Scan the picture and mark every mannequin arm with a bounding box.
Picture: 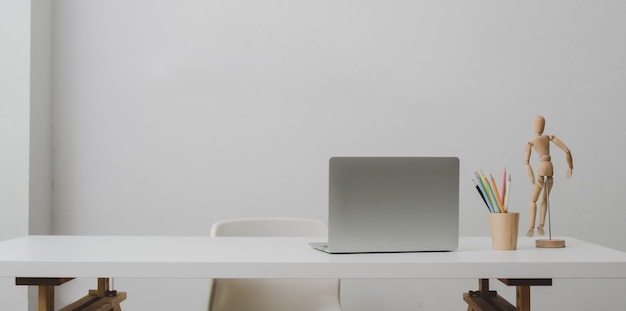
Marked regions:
[524,142,537,184]
[550,135,573,178]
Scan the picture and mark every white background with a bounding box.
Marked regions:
[3,0,626,310]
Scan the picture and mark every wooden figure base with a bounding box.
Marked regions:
[536,239,566,248]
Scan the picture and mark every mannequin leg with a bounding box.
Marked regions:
[527,202,537,237]
[527,181,543,237]
[537,177,554,236]
[537,190,547,236]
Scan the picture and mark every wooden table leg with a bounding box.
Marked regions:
[38,285,54,311]
[516,285,531,311]
[16,277,125,311]
[88,278,110,297]
[16,278,75,311]
[498,278,552,311]
[464,279,552,311]
[479,279,490,297]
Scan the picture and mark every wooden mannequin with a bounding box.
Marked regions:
[524,116,573,238]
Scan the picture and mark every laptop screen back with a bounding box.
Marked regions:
[327,157,459,253]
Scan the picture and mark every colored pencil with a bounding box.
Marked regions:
[474,179,493,213]
[480,171,500,213]
[474,172,494,212]
[504,174,511,212]
[490,174,505,213]
[473,169,512,213]
[501,168,507,203]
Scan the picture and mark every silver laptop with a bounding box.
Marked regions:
[311,157,459,253]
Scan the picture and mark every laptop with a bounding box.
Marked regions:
[310,157,459,253]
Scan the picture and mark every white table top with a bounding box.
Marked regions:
[1,235,626,279]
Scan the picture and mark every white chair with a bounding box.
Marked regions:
[209,217,342,311]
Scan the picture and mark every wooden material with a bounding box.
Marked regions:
[38,285,54,311]
[15,277,75,286]
[60,278,126,311]
[88,278,111,297]
[489,213,519,250]
[536,239,566,248]
[497,278,553,286]
[464,292,516,311]
[15,278,74,311]
[59,292,126,311]
[16,277,125,311]
[501,278,552,311]
[524,115,573,238]
[464,278,552,311]
[464,279,515,311]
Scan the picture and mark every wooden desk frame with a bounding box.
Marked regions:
[16,276,552,311]
[464,278,553,311]
[16,277,126,311]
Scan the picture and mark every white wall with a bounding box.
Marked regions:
[0,0,31,245]
[48,1,626,310]
[0,1,35,310]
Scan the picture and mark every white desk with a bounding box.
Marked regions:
[2,236,626,310]
[2,235,626,279]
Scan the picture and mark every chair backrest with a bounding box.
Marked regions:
[210,217,327,237]
[208,217,341,311]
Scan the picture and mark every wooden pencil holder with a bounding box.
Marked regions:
[489,212,519,250]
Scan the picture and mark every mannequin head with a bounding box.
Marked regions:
[533,115,545,134]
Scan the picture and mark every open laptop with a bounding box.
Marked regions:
[310,157,459,253]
